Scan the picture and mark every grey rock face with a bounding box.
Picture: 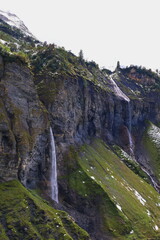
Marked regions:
[0,56,49,187]
[37,73,160,152]
[34,71,160,193]
[1,57,159,190]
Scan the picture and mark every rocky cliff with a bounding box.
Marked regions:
[1,11,160,240]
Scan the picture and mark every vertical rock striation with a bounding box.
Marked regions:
[0,55,49,188]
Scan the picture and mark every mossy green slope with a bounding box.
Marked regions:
[112,145,150,183]
[0,180,90,240]
[142,121,160,182]
[69,139,160,239]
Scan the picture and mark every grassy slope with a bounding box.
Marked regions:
[112,145,150,183]
[0,180,90,240]
[142,122,160,182]
[68,139,160,240]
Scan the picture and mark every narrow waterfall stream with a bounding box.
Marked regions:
[126,127,134,156]
[109,76,130,102]
[141,167,160,192]
[50,127,58,203]
[109,75,134,155]
[127,101,134,155]
[109,75,160,193]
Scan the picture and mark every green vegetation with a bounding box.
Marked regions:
[121,65,160,83]
[0,180,90,240]
[142,121,160,182]
[0,44,29,64]
[112,145,150,183]
[66,139,160,239]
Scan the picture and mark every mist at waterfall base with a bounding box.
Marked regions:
[50,127,58,203]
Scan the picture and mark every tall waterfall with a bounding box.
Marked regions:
[50,127,58,203]
[109,75,134,155]
[126,126,134,156]
[127,101,134,155]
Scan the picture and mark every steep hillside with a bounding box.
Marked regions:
[0,180,90,240]
[62,139,160,239]
[1,10,160,240]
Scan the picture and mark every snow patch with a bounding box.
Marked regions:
[0,39,8,44]
[134,190,146,205]
[0,10,34,38]
[148,123,160,147]
[116,204,122,212]
[153,225,159,231]
[91,176,95,180]
[146,210,151,216]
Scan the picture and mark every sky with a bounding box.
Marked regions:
[1,0,160,71]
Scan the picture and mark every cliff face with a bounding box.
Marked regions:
[34,64,160,239]
[0,54,49,189]
[1,11,160,240]
[1,48,160,239]
[35,66,160,177]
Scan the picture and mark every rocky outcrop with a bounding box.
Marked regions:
[35,69,160,156]
[34,67,160,206]
[0,55,49,188]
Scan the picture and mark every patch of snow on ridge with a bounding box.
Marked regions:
[0,10,34,38]
[148,123,160,147]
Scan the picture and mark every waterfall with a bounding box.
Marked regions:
[109,76,130,102]
[50,127,58,203]
[141,167,160,192]
[127,101,134,155]
[126,127,134,156]
[109,75,134,155]
[127,102,132,132]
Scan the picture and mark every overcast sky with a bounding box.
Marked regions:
[1,0,160,70]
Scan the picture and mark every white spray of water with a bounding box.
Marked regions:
[126,128,134,156]
[109,76,130,102]
[50,127,58,203]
